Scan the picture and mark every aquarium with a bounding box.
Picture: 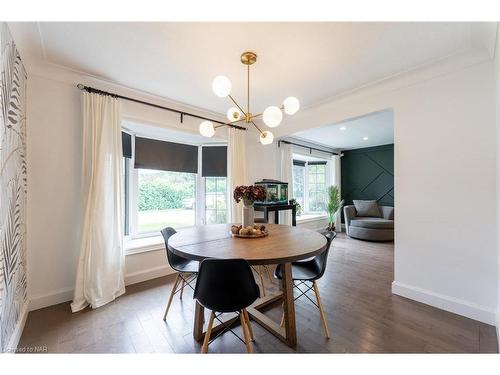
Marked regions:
[254,179,288,205]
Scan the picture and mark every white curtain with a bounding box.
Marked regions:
[227,128,247,224]
[332,154,342,232]
[279,143,293,225]
[71,92,125,312]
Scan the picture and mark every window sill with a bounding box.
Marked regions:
[124,235,164,255]
[296,213,328,224]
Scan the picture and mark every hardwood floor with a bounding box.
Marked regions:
[17,233,498,353]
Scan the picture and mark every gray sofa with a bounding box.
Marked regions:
[344,204,394,241]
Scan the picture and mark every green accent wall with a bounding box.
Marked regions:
[341,144,394,219]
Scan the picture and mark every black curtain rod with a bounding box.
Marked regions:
[76,84,247,131]
[278,140,339,156]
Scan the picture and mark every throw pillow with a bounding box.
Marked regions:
[353,200,382,217]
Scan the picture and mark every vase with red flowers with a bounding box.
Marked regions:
[233,185,266,226]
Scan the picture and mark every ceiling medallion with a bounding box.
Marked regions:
[199,51,300,145]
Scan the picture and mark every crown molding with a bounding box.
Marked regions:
[274,48,493,138]
[27,60,227,124]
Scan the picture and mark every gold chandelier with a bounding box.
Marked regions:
[199,51,300,145]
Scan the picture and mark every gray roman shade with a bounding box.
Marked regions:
[308,160,327,166]
[202,146,227,177]
[134,136,198,173]
[122,132,132,159]
[293,159,306,167]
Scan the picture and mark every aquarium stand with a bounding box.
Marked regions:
[253,203,297,226]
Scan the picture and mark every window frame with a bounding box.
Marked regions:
[204,177,228,225]
[291,152,331,216]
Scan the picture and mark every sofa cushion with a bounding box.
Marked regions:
[349,217,394,230]
[353,200,382,218]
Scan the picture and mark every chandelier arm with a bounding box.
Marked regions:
[250,105,284,121]
[251,120,264,136]
[229,117,247,124]
[250,112,263,119]
[247,65,250,115]
[228,94,247,117]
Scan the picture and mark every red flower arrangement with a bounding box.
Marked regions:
[233,185,266,207]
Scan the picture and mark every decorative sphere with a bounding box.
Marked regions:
[283,97,300,115]
[212,75,232,97]
[262,106,283,128]
[226,107,242,122]
[259,130,274,145]
[199,121,215,137]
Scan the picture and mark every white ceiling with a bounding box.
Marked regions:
[292,109,393,150]
[9,22,495,117]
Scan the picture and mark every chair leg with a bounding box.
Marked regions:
[279,302,285,327]
[179,277,186,300]
[258,267,266,297]
[264,265,273,283]
[242,309,255,341]
[201,310,216,353]
[312,281,330,339]
[163,273,181,321]
[240,310,253,353]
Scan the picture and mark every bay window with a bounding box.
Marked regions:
[205,177,227,224]
[122,130,228,240]
[137,169,196,233]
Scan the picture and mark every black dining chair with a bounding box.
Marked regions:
[160,227,199,321]
[193,258,260,353]
[274,231,335,338]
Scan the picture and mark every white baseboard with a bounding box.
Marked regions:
[29,265,176,312]
[6,301,29,352]
[124,264,175,286]
[392,281,496,325]
[29,287,74,311]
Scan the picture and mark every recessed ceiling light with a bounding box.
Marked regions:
[340,126,346,131]
[363,136,369,141]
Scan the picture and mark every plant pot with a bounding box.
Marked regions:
[242,205,254,227]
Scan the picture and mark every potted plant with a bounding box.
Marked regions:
[233,185,266,227]
[289,198,302,217]
[326,185,343,232]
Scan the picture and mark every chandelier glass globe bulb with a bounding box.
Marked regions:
[212,75,232,98]
[259,130,274,145]
[199,121,215,137]
[283,97,300,115]
[262,106,283,128]
[226,107,242,122]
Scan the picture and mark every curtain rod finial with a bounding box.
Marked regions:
[77,84,85,90]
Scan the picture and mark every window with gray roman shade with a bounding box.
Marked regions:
[202,146,227,177]
[293,159,306,167]
[122,132,132,159]
[134,136,198,173]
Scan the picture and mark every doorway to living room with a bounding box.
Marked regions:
[290,108,395,242]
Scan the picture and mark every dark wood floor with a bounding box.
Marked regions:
[18,233,498,353]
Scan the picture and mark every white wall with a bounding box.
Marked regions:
[26,69,228,310]
[254,51,498,324]
[27,75,83,309]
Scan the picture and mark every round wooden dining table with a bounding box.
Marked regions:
[168,223,328,347]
